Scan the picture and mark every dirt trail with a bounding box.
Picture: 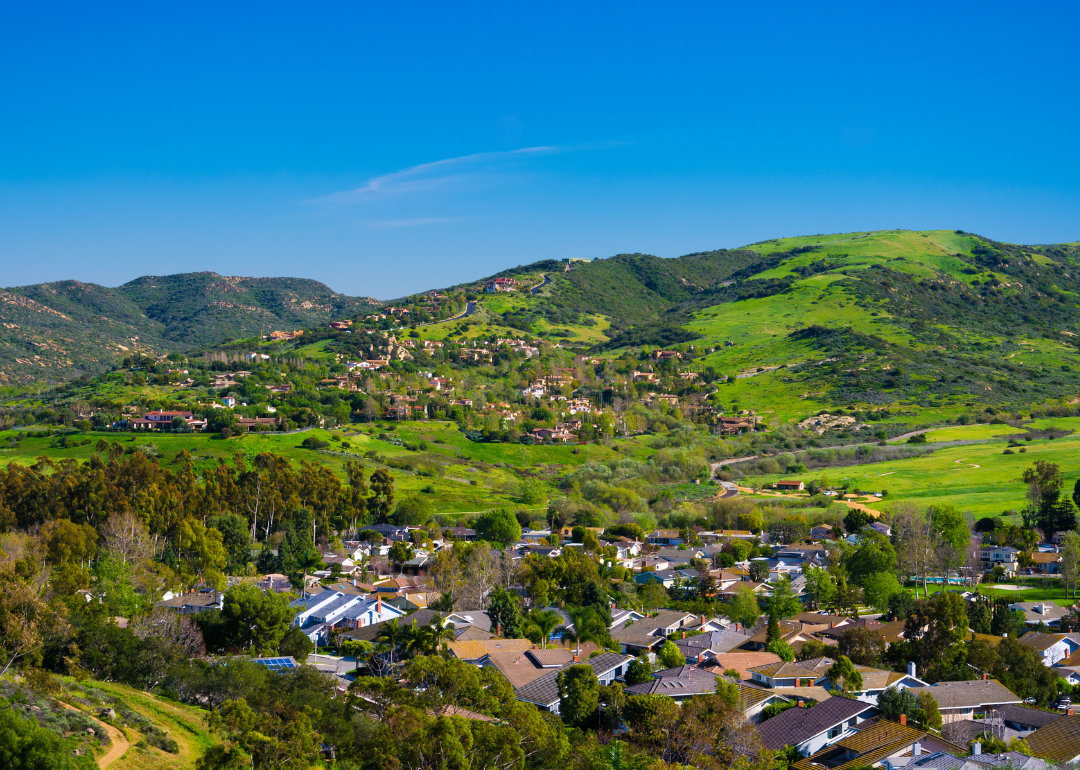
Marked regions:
[952,458,980,469]
[733,486,883,518]
[61,702,130,768]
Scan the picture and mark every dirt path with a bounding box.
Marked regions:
[61,702,130,768]
[732,485,883,517]
[952,457,980,469]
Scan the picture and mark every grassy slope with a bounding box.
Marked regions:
[0,422,656,516]
[679,230,1080,423]
[60,679,215,770]
[751,418,1080,517]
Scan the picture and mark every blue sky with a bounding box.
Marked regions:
[2,2,1078,299]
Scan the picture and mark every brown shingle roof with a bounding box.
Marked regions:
[1025,714,1080,761]
[910,680,1021,710]
[756,696,874,751]
[1018,632,1067,652]
[701,652,782,681]
[749,656,834,679]
[446,638,533,661]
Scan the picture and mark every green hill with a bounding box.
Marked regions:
[0,273,381,387]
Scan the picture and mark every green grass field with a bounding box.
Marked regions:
[0,421,658,516]
[753,429,1080,518]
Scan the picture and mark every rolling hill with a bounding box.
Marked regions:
[410,229,1080,421]
[0,273,381,387]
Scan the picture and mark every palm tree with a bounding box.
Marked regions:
[376,620,412,666]
[529,609,561,650]
[556,607,601,657]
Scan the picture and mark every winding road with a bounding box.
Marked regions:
[530,274,551,295]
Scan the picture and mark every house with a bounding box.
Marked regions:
[1016,632,1080,665]
[909,679,1022,724]
[820,661,929,705]
[748,657,835,689]
[674,629,753,664]
[810,524,835,540]
[994,704,1066,733]
[1010,601,1068,627]
[610,610,697,655]
[979,546,1020,572]
[700,652,783,682]
[446,638,534,664]
[484,277,518,293]
[755,696,877,755]
[480,644,602,689]
[775,480,805,492]
[895,749,1050,770]
[1031,552,1063,574]
[867,522,892,537]
[1025,714,1080,762]
[289,590,404,644]
[513,653,634,713]
[624,664,726,703]
[793,717,965,770]
[155,590,223,614]
[634,570,680,588]
[646,529,684,546]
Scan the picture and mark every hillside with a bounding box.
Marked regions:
[403,230,1080,422]
[0,273,381,387]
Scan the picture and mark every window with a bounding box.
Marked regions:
[827,727,840,739]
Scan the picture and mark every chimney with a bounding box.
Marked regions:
[794,678,799,688]
[831,621,835,629]
[913,743,922,757]
[497,623,502,638]
[682,632,686,639]
[798,700,805,708]
[982,672,987,681]
[900,714,907,727]
[376,596,382,614]
[736,623,740,632]
[701,615,706,627]
[573,655,580,662]
[908,662,916,678]
[972,742,982,756]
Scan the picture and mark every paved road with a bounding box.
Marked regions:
[423,300,477,326]
[531,274,551,295]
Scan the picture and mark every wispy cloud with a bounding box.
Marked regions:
[316,145,564,205]
[368,217,462,229]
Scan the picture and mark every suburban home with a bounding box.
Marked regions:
[610,610,698,655]
[774,480,805,491]
[512,653,634,713]
[1017,632,1080,665]
[624,664,727,703]
[1025,714,1080,763]
[793,717,965,770]
[646,530,684,546]
[979,546,1020,572]
[866,522,892,537]
[1010,601,1068,627]
[909,679,1022,724]
[748,657,835,689]
[155,589,223,614]
[810,524,835,540]
[820,661,929,705]
[289,591,405,645]
[995,704,1066,733]
[1031,551,1063,574]
[674,629,751,664]
[755,696,877,755]
[609,609,647,629]
[895,749,1051,770]
[480,643,602,689]
[446,638,534,664]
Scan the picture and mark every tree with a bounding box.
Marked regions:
[837,626,885,667]
[728,585,761,629]
[804,566,838,610]
[527,609,562,649]
[278,625,314,662]
[388,540,414,572]
[878,686,921,724]
[765,611,781,645]
[219,583,295,654]
[764,638,795,662]
[844,509,873,534]
[0,696,87,770]
[656,640,685,669]
[474,508,522,547]
[845,531,897,585]
[391,494,431,526]
[826,655,863,696]
[748,560,769,582]
[207,513,250,573]
[768,576,803,619]
[368,469,395,524]
[1062,531,1080,600]
[625,656,654,685]
[862,572,902,613]
[558,664,600,727]
[487,588,524,638]
[916,689,942,731]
